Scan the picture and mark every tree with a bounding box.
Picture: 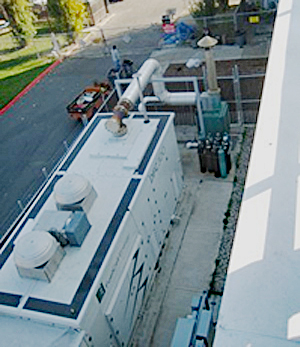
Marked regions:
[47,0,87,41]
[190,0,228,17]
[0,0,36,45]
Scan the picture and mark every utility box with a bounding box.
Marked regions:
[202,101,230,135]
[33,210,91,246]
[64,211,91,246]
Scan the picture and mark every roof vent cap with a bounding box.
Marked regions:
[14,231,65,282]
[14,231,58,269]
[54,174,91,205]
[54,174,97,214]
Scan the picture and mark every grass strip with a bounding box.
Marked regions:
[0,61,53,109]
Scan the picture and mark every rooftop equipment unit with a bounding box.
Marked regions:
[0,112,183,346]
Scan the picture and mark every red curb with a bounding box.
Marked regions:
[0,59,63,116]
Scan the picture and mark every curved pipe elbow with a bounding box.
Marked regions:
[121,59,161,106]
[138,96,160,112]
[152,76,196,106]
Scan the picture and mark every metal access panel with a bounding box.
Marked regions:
[130,115,183,258]
[105,235,147,347]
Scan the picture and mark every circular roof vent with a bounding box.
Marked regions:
[54,174,92,206]
[197,35,218,49]
[14,231,58,269]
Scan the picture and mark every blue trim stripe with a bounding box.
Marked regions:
[0,292,22,307]
[0,175,62,271]
[136,116,168,175]
[1,114,170,315]
[23,178,140,318]
[0,242,14,270]
[29,175,62,219]
[61,116,102,171]
[0,175,63,307]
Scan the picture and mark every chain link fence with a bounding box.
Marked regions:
[0,31,71,61]
[143,58,266,126]
[191,9,275,45]
[66,9,275,57]
[0,9,276,60]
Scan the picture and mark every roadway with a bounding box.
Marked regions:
[0,58,97,236]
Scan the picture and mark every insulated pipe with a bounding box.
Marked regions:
[137,96,160,113]
[106,59,161,134]
[137,93,197,112]
[106,58,200,135]
[121,58,161,109]
[151,71,196,105]
[115,58,198,116]
[158,92,196,105]
[204,48,219,92]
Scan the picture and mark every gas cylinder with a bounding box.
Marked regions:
[222,132,231,174]
[205,136,214,173]
[198,140,207,173]
[212,133,222,177]
[218,147,227,178]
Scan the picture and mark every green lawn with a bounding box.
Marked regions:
[0,63,53,108]
[0,29,67,109]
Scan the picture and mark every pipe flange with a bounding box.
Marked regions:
[118,98,134,112]
[105,118,128,137]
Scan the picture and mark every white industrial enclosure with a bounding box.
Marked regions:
[214,0,300,345]
[0,112,183,346]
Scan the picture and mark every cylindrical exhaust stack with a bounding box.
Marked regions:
[197,36,220,94]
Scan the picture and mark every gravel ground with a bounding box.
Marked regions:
[210,126,255,294]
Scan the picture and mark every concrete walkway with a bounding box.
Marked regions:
[129,138,236,346]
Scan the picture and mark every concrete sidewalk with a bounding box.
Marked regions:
[151,40,270,66]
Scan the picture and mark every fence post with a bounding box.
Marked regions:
[42,167,48,179]
[100,28,109,55]
[232,64,243,126]
[17,200,24,212]
[63,140,69,151]
[233,7,239,32]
